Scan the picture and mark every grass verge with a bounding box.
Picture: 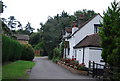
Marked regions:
[2,60,35,79]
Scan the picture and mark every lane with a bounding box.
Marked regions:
[29,57,95,79]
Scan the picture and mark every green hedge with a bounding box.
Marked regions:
[2,35,34,63]
[21,44,34,61]
[2,36,23,63]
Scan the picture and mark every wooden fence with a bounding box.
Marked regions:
[34,50,40,56]
[88,61,106,78]
[88,61,120,80]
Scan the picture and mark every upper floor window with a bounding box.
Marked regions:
[94,24,101,33]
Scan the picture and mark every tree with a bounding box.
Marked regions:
[29,32,42,47]
[74,9,96,26]
[24,22,35,35]
[16,21,22,30]
[8,16,16,30]
[99,1,120,80]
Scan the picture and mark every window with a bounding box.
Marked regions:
[94,24,101,33]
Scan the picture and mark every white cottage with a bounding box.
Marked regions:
[63,13,104,67]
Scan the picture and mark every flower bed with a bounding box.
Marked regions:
[57,58,88,75]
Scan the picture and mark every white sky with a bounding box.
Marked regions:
[1,0,116,31]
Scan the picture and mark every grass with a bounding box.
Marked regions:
[2,60,35,79]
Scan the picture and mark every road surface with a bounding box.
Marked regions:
[29,56,96,80]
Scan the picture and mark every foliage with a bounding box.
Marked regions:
[40,11,72,59]
[52,47,61,62]
[52,42,65,62]
[2,35,23,63]
[2,60,35,79]
[99,1,120,80]
[21,44,34,61]
[2,35,35,63]
[24,22,35,35]
[7,16,16,30]
[74,9,96,21]
[29,32,42,47]
[34,41,46,56]
[2,21,12,36]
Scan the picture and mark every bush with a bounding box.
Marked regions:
[2,35,23,63]
[21,44,34,61]
[52,57,60,63]
[52,47,61,62]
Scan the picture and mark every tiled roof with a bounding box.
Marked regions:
[74,33,100,48]
[14,34,29,41]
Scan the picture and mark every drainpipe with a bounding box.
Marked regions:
[65,48,66,59]
[82,47,85,64]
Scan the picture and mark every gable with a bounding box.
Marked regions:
[72,14,102,36]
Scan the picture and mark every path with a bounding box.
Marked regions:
[29,56,96,80]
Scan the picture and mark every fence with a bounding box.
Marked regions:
[88,61,106,78]
[88,61,120,80]
[34,50,40,56]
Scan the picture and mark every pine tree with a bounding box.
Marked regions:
[99,1,120,80]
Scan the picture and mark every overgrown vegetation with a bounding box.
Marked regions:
[99,1,120,80]
[2,60,35,79]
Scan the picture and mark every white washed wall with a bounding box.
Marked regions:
[76,48,83,64]
[75,47,104,68]
[89,47,105,65]
[74,15,103,45]
[69,36,75,59]
[84,47,90,67]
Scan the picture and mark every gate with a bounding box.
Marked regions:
[88,61,105,78]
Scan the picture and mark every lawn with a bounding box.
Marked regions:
[2,60,35,79]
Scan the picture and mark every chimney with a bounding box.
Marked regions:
[72,21,78,34]
[78,14,85,27]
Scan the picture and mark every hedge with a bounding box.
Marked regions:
[2,35,34,63]
[21,44,34,61]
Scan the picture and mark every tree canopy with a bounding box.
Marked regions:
[99,1,120,80]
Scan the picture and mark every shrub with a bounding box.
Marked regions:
[52,47,61,62]
[2,36,11,63]
[2,35,23,63]
[21,44,34,61]
[52,57,60,63]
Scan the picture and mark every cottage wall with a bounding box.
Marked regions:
[75,47,104,68]
[74,15,103,46]
[88,47,104,65]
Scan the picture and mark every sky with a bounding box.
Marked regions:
[1,0,116,31]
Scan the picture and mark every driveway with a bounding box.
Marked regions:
[29,56,96,79]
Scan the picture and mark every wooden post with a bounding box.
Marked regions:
[92,61,95,78]
[88,61,91,75]
[89,61,91,68]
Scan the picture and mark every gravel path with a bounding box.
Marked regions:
[29,56,96,80]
